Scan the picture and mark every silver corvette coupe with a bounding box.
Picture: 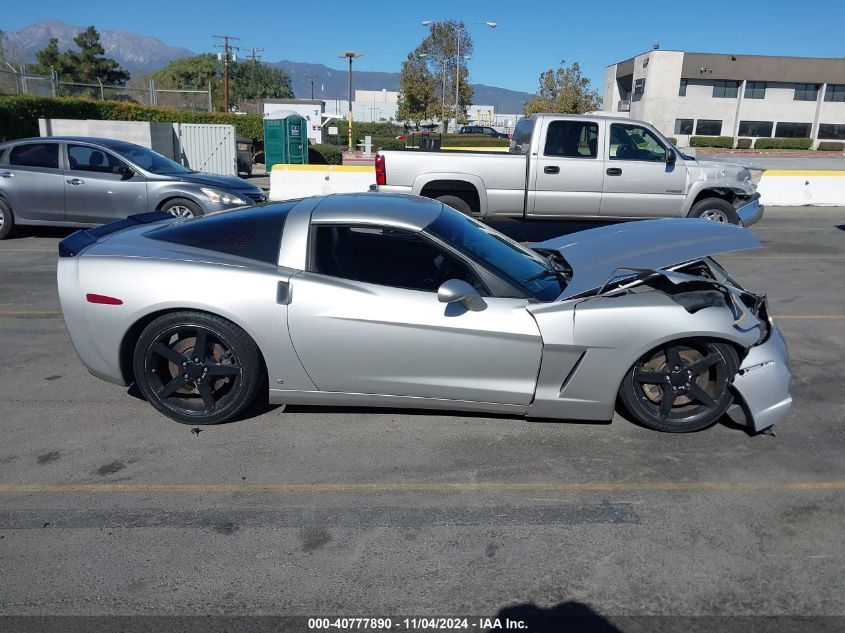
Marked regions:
[57,193,791,433]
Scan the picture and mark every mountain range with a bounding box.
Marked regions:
[3,20,531,112]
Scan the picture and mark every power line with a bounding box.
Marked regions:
[212,34,240,111]
[246,47,264,63]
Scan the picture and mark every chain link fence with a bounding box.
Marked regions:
[0,68,212,111]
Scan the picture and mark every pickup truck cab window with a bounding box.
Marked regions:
[544,121,599,158]
[509,118,535,154]
[609,123,667,162]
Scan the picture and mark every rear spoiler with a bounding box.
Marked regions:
[58,211,172,258]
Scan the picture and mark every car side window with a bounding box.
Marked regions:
[312,225,486,294]
[543,121,599,158]
[67,144,125,173]
[9,143,59,169]
[609,124,667,162]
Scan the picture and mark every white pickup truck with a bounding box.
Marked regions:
[375,113,762,225]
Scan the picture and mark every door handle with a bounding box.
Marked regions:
[544,166,560,174]
[0,171,13,178]
[66,178,85,186]
[606,168,623,176]
[276,281,291,305]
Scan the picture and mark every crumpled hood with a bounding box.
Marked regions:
[531,218,762,299]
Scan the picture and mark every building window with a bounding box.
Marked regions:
[634,78,645,95]
[679,79,687,97]
[674,119,694,135]
[818,124,845,140]
[738,121,774,137]
[775,122,812,138]
[712,80,739,98]
[744,82,767,99]
[794,84,819,101]
[824,85,845,102]
[695,120,723,136]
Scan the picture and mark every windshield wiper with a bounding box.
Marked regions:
[523,268,569,284]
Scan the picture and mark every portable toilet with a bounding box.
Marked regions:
[263,110,308,169]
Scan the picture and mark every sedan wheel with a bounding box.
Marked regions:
[162,198,202,219]
[619,340,739,433]
[133,311,263,424]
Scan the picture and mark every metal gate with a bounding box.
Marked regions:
[175,123,237,176]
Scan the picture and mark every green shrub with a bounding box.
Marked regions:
[0,94,264,142]
[690,136,734,148]
[735,138,753,149]
[370,135,405,149]
[753,137,812,150]
[438,135,509,148]
[816,141,845,151]
[308,144,342,165]
[330,120,405,139]
[667,137,678,145]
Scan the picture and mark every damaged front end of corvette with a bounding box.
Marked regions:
[531,219,792,432]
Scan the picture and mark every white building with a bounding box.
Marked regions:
[604,50,845,148]
[262,99,324,143]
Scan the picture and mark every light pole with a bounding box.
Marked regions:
[421,20,496,132]
[338,51,362,152]
[418,51,448,132]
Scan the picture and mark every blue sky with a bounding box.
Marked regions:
[4,0,845,93]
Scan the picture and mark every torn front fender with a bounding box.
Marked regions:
[729,325,793,432]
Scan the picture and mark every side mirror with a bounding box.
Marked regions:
[437,279,487,312]
[113,165,134,179]
[665,148,676,164]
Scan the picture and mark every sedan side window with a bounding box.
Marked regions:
[609,124,667,162]
[312,225,485,294]
[67,144,125,173]
[9,143,59,169]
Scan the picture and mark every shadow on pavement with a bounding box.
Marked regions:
[495,601,624,633]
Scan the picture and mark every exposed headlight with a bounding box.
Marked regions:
[200,188,246,205]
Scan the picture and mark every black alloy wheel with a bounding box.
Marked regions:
[619,340,739,433]
[133,311,263,424]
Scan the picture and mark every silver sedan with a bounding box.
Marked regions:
[57,193,791,433]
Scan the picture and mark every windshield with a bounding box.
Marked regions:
[108,142,193,175]
[426,208,566,301]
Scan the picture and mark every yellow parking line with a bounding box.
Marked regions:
[775,315,845,320]
[0,481,843,494]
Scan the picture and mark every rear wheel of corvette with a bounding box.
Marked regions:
[133,311,263,425]
[0,199,14,240]
[161,198,202,219]
[619,340,739,433]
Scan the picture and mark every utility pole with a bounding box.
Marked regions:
[338,51,362,152]
[247,47,264,63]
[213,34,240,111]
[307,75,316,100]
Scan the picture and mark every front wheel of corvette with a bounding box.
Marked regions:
[133,311,264,424]
[619,340,739,433]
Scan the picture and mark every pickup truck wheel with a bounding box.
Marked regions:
[688,198,740,225]
[436,195,474,216]
[0,199,14,240]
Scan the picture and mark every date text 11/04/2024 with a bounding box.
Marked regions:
[307,617,527,630]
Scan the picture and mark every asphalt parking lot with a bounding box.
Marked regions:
[0,207,843,629]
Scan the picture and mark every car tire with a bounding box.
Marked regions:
[436,195,473,216]
[0,199,15,240]
[133,311,264,425]
[688,198,740,225]
[619,339,739,433]
[161,198,203,219]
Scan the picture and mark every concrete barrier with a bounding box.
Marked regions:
[757,170,845,206]
[270,164,375,201]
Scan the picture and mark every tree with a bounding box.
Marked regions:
[152,53,221,90]
[30,26,129,85]
[397,20,474,131]
[524,60,601,115]
[229,61,293,104]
